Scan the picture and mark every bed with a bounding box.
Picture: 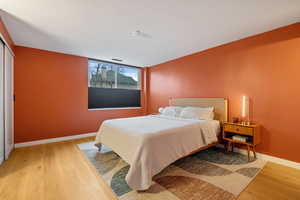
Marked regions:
[95,98,228,190]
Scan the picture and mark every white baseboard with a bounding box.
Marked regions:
[14,132,97,148]
[14,135,300,170]
[217,144,300,170]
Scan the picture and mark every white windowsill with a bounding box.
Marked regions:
[88,107,142,111]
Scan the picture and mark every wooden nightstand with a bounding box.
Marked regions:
[223,122,261,161]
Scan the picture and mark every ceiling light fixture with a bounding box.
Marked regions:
[132,30,151,38]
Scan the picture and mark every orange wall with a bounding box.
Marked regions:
[14,46,146,143]
[0,17,14,51]
[148,22,300,163]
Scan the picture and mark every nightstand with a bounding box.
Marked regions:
[223,122,261,161]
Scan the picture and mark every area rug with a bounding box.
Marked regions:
[78,142,265,200]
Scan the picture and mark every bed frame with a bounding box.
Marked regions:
[169,98,228,158]
[95,98,228,191]
[96,98,228,153]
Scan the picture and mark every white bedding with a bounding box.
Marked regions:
[95,114,220,190]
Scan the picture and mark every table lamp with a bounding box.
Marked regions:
[241,95,250,125]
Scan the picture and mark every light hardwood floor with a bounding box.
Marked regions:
[0,137,299,200]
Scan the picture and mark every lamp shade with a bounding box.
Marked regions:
[242,96,249,118]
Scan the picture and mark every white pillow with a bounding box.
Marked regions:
[161,106,182,117]
[158,107,164,113]
[179,106,214,120]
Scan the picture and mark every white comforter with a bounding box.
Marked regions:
[95,115,220,190]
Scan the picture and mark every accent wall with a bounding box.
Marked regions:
[14,46,146,143]
[147,22,300,163]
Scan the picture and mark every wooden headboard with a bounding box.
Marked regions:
[169,98,228,123]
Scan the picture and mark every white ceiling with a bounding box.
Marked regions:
[1,0,300,67]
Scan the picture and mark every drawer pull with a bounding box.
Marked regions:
[236,128,239,131]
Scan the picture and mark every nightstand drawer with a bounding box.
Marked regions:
[224,125,253,136]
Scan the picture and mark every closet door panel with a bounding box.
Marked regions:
[4,46,13,159]
[0,43,4,164]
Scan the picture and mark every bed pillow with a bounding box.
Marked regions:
[158,107,164,114]
[179,106,214,120]
[161,106,182,117]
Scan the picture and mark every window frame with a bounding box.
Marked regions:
[88,58,141,90]
[87,58,142,110]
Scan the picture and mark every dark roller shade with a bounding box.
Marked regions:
[88,87,141,109]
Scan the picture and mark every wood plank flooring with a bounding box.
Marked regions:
[0,137,299,200]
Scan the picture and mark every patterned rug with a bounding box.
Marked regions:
[78,142,266,200]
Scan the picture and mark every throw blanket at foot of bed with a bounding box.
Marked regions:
[95,115,220,190]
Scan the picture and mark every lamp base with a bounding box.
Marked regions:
[241,121,251,126]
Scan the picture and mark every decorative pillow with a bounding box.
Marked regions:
[158,107,164,114]
[179,106,214,120]
[161,106,182,117]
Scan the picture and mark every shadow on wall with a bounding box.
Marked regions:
[202,23,300,57]
[0,10,73,52]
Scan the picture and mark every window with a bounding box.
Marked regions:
[88,59,141,109]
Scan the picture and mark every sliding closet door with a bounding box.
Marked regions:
[4,46,13,159]
[0,43,4,164]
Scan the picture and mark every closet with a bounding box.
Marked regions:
[0,38,14,164]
